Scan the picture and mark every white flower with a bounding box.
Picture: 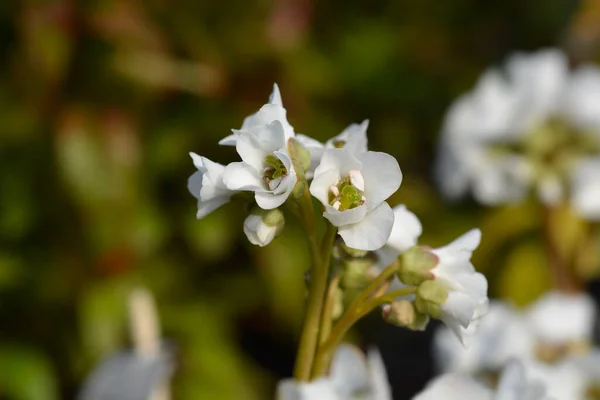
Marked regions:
[525,291,597,346]
[412,373,494,400]
[243,214,278,247]
[435,48,600,211]
[495,359,554,400]
[309,149,402,251]
[276,344,391,400]
[422,229,489,344]
[518,358,587,400]
[433,301,535,374]
[570,158,600,220]
[187,153,235,219]
[296,120,369,176]
[223,120,297,209]
[219,83,294,146]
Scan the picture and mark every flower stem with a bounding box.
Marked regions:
[293,186,337,381]
[318,272,341,347]
[311,261,403,377]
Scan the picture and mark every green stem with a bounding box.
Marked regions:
[318,272,340,347]
[293,187,337,381]
[358,287,418,315]
[311,262,404,377]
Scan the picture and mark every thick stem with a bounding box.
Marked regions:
[293,188,337,381]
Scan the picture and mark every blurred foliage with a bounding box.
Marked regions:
[1,0,599,399]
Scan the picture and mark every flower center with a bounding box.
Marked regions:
[263,154,288,190]
[328,170,366,211]
[332,139,346,148]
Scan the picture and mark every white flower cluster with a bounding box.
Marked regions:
[436,49,600,220]
[432,291,600,399]
[188,84,403,251]
[376,205,489,344]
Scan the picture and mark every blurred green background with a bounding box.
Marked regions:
[2,0,600,398]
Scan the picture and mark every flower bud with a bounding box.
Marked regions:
[415,280,449,318]
[243,208,285,247]
[398,246,438,286]
[382,300,429,331]
[262,208,285,227]
[341,258,376,290]
[340,242,369,259]
[286,137,311,176]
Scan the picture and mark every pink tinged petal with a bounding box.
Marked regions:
[338,202,394,251]
[329,344,370,396]
[357,152,402,210]
[223,162,264,191]
[196,197,230,219]
[323,204,367,227]
[187,171,203,199]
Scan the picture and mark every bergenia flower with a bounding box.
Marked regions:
[243,209,284,247]
[219,83,295,146]
[410,229,489,344]
[277,344,391,400]
[435,48,600,218]
[433,301,535,373]
[309,149,402,251]
[296,120,369,176]
[187,153,235,219]
[496,359,554,400]
[525,291,597,346]
[223,121,297,209]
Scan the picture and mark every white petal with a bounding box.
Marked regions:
[313,149,363,178]
[496,360,550,400]
[526,291,597,344]
[189,152,206,170]
[386,204,422,252]
[218,132,239,146]
[562,65,600,131]
[255,175,295,209]
[537,174,563,205]
[276,378,339,400]
[357,152,402,210]
[269,83,283,106]
[338,202,394,251]
[329,344,370,396]
[223,162,264,191]
[413,373,494,400]
[432,228,481,269]
[326,120,369,155]
[323,204,367,227]
[348,170,365,191]
[310,169,341,206]
[571,158,600,220]
[367,348,392,400]
[201,157,229,190]
[187,171,203,199]
[235,131,269,171]
[196,196,230,219]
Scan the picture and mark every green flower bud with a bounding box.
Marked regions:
[398,246,438,286]
[382,300,429,331]
[340,242,369,258]
[286,137,311,175]
[341,258,375,290]
[415,280,449,318]
[262,209,285,227]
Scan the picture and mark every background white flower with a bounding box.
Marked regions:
[223,120,297,210]
[187,153,235,219]
[309,149,402,250]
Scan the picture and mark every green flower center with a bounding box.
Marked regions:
[328,173,365,211]
[263,155,288,190]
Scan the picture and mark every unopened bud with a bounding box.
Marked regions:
[382,300,429,331]
[415,280,449,318]
[341,258,375,290]
[262,208,285,227]
[286,138,311,175]
[340,242,369,259]
[398,246,438,286]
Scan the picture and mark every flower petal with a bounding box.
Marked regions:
[187,171,203,199]
[358,152,402,210]
[323,204,367,227]
[223,162,264,191]
[338,202,394,251]
[196,196,230,219]
[255,176,295,209]
[329,344,370,396]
